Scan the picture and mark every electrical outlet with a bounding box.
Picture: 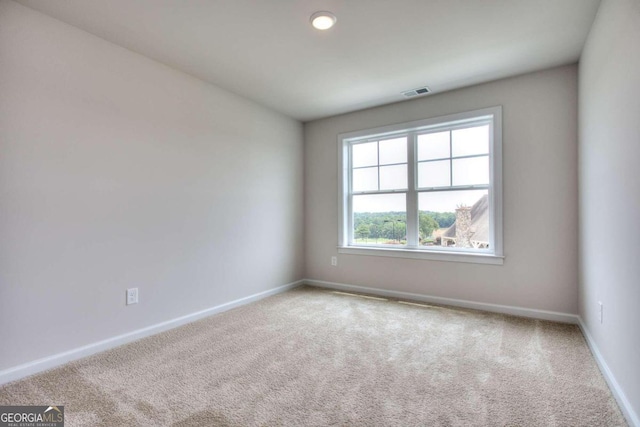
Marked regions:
[598,301,603,323]
[331,256,338,266]
[127,288,138,305]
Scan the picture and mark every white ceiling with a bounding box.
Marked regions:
[16,0,600,121]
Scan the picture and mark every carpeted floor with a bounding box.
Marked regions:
[0,286,626,426]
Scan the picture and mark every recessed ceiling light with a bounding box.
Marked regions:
[310,11,337,30]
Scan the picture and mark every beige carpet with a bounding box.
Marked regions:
[0,286,626,426]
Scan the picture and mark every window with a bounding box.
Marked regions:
[338,107,503,264]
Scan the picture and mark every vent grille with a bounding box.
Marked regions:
[331,291,388,301]
[402,86,431,98]
[397,300,441,309]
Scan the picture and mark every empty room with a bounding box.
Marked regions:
[0,0,638,425]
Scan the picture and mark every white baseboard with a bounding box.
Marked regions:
[578,318,639,427]
[304,279,579,324]
[0,280,304,386]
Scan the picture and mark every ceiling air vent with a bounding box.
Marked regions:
[402,86,431,98]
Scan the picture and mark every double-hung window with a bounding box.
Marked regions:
[338,106,503,264]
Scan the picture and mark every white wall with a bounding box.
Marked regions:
[579,0,640,422]
[0,0,303,371]
[305,65,579,314]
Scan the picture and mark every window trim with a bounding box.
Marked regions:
[338,106,503,265]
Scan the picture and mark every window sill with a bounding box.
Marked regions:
[337,246,504,265]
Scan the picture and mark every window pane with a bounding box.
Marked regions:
[379,137,407,165]
[452,125,489,157]
[380,165,407,190]
[452,156,489,186]
[353,194,406,245]
[418,190,489,249]
[353,167,378,192]
[418,131,450,161]
[352,141,378,167]
[418,160,450,188]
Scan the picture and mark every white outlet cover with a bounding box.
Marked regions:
[598,301,603,323]
[127,288,138,305]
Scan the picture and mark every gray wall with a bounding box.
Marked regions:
[0,0,304,371]
[305,65,579,314]
[579,0,640,420]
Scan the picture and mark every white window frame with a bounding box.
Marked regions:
[338,106,503,265]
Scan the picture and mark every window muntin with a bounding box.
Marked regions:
[351,137,408,194]
[416,123,490,190]
[349,137,409,247]
[340,107,502,260]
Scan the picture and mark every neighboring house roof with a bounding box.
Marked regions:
[442,194,489,243]
[431,228,446,239]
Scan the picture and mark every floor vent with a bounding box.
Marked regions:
[331,291,388,301]
[402,86,431,98]
[397,300,441,309]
